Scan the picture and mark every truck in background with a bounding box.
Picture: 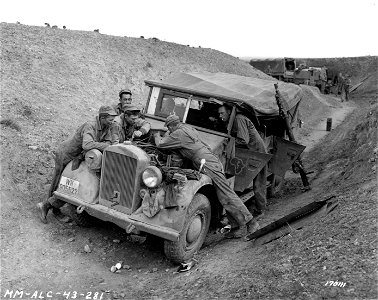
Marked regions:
[264,58,329,93]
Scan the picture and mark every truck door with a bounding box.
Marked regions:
[268,136,306,177]
[225,148,272,192]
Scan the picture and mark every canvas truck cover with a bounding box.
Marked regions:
[145,72,302,116]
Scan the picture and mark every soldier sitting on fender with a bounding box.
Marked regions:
[116,105,151,142]
[115,88,133,114]
[36,106,119,224]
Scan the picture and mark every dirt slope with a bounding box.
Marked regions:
[1,22,377,300]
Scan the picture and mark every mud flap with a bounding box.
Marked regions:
[269,137,306,177]
[225,149,272,192]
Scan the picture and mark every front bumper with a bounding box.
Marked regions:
[54,191,180,241]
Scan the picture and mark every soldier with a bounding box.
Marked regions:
[344,75,351,101]
[115,89,133,114]
[36,106,119,223]
[116,105,151,142]
[153,115,259,238]
[218,105,268,218]
[338,72,345,97]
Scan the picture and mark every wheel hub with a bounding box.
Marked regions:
[186,215,202,243]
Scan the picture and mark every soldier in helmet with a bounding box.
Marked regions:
[36,106,119,223]
[116,105,151,142]
[115,89,133,114]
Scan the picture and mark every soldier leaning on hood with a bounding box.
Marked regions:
[36,106,120,224]
[115,105,151,142]
[154,115,260,239]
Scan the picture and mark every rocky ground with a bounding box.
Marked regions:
[0,22,377,300]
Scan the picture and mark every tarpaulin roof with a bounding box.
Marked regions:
[145,72,302,116]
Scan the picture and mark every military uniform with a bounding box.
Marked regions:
[231,114,268,214]
[344,77,351,101]
[47,116,119,209]
[155,122,253,227]
[116,114,151,142]
[114,102,126,115]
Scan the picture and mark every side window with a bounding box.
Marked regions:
[155,91,188,121]
[186,99,226,132]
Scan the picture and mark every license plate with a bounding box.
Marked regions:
[59,176,80,194]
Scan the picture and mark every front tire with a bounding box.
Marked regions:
[164,193,211,263]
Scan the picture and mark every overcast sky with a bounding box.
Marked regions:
[1,0,377,58]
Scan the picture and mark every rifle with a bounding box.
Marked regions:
[274,83,311,190]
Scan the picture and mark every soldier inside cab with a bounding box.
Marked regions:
[116,105,151,142]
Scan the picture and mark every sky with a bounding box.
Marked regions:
[1,0,377,58]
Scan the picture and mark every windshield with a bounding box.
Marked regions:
[149,87,230,134]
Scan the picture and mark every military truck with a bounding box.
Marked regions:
[53,72,306,263]
[265,58,328,93]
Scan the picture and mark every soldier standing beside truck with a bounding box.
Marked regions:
[153,115,259,238]
[36,106,119,223]
[217,105,268,217]
[344,75,351,101]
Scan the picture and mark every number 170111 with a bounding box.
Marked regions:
[325,281,346,287]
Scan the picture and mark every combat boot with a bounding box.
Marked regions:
[36,201,52,224]
[247,219,260,234]
[224,219,260,239]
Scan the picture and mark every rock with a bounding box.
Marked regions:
[123,264,130,269]
[68,237,75,242]
[84,245,91,253]
[28,146,38,150]
[115,263,122,270]
[113,239,121,243]
[110,266,117,273]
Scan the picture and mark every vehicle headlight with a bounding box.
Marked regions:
[142,166,162,188]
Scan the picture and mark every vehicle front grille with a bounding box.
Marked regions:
[100,151,137,209]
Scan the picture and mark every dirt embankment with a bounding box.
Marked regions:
[1,22,377,300]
